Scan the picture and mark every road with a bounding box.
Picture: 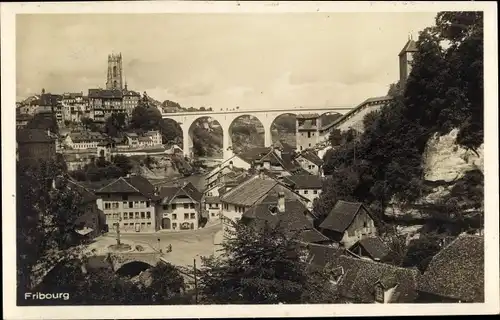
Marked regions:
[104,223,222,268]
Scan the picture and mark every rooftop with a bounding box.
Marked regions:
[283,174,323,190]
[298,150,324,166]
[159,182,203,204]
[399,39,418,56]
[319,200,372,234]
[17,129,55,144]
[96,175,159,200]
[350,237,390,261]
[418,234,484,302]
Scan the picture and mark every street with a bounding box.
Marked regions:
[104,222,222,267]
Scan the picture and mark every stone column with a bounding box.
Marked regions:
[222,124,232,160]
[264,124,273,147]
[182,124,192,158]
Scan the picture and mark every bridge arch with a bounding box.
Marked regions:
[270,112,297,147]
[228,114,265,154]
[185,116,224,159]
[115,260,154,278]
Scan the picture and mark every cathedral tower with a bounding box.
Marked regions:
[398,35,418,88]
[106,53,123,90]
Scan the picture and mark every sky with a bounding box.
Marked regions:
[16,12,438,110]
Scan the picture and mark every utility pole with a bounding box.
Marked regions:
[193,258,198,304]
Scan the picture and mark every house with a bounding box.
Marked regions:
[63,153,93,171]
[205,161,247,192]
[67,180,106,240]
[282,174,323,208]
[157,182,204,231]
[204,196,222,220]
[417,234,484,303]
[296,113,321,151]
[336,256,420,303]
[95,174,160,233]
[348,237,390,261]
[241,194,327,244]
[296,150,324,175]
[64,131,105,150]
[88,88,124,123]
[220,173,310,237]
[319,200,378,248]
[125,132,140,147]
[16,129,57,162]
[144,130,162,146]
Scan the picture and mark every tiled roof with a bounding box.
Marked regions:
[138,136,152,142]
[69,132,105,143]
[299,229,330,244]
[298,150,324,166]
[298,119,318,130]
[272,140,296,153]
[418,234,484,302]
[283,174,323,189]
[399,39,418,56]
[305,243,345,269]
[237,147,272,164]
[67,179,98,203]
[221,176,277,206]
[88,89,123,99]
[351,237,390,261]
[319,200,371,233]
[159,182,202,204]
[242,199,313,232]
[125,132,139,138]
[337,256,420,303]
[17,129,55,143]
[96,175,159,200]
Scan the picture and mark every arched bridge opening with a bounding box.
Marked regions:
[186,116,224,160]
[115,260,154,278]
[228,115,265,154]
[270,112,297,148]
[159,118,183,148]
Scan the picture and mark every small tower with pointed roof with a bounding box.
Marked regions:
[399,34,418,87]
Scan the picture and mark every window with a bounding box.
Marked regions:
[141,212,145,219]
[122,195,128,201]
[308,132,311,138]
[190,213,196,219]
[128,212,133,219]
[123,213,128,220]
[146,212,151,219]
[134,201,139,208]
[190,203,195,209]
[135,212,140,219]
[172,223,177,229]
[147,222,151,226]
[104,203,111,209]
[146,201,150,208]
[211,212,215,217]
[163,204,168,210]
[140,201,145,207]
[300,146,303,151]
[172,214,177,220]
[128,202,133,208]
[123,201,127,207]
[184,213,189,219]
[304,190,308,194]
[313,190,318,194]
[124,223,129,226]
[309,143,311,147]
[172,204,176,210]
[184,203,189,209]
[112,202,119,209]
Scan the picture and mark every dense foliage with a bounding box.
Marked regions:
[69,154,133,182]
[197,219,338,304]
[317,12,484,227]
[17,158,86,302]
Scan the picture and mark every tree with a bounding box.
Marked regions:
[130,96,162,131]
[317,11,483,225]
[81,117,98,131]
[197,219,338,304]
[17,159,86,300]
[149,261,186,301]
[402,233,443,273]
[112,154,133,176]
[104,112,127,137]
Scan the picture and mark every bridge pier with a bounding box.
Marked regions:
[264,124,272,148]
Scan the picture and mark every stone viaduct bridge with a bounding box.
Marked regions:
[162,106,353,160]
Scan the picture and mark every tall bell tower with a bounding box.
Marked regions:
[106,53,123,90]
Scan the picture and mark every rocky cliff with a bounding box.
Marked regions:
[385,128,484,223]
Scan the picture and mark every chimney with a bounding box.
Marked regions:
[278,192,285,213]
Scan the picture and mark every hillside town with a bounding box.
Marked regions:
[14,11,485,308]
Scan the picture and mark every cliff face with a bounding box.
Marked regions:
[422,128,484,182]
[385,129,484,220]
